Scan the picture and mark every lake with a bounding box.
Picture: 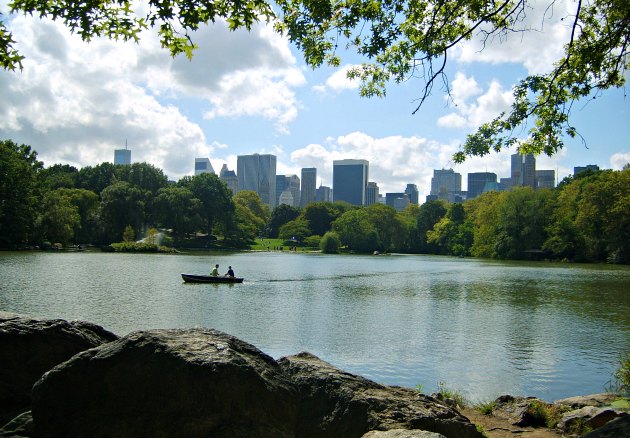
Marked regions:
[1,250,628,402]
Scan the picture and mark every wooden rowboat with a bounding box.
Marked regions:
[181,273,244,284]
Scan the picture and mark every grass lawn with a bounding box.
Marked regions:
[249,238,319,252]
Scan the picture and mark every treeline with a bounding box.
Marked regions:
[1,140,629,263]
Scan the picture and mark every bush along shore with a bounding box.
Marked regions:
[1,312,628,437]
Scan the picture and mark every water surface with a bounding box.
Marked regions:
[1,251,628,401]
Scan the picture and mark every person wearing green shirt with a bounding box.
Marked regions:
[211,264,219,277]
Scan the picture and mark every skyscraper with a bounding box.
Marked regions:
[237,154,277,207]
[300,168,317,207]
[316,185,332,202]
[366,182,379,206]
[511,153,523,187]
[467,172,497,199]
[277,174,301,207]
[404,184,419,204]
[194,158,214,176]
[536,170,556,189]
[574,164,599,175]
[430,169,461,197]
[522,153,536,188]
[275,175,287,207]
[511,153,536,188]
[114,145,131,165]
[219,164,238,195]
[332,159,369,206]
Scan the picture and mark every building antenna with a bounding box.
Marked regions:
[125,138,128,150]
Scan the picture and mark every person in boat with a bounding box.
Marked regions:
[226,266,235,278]
[211,264,219,277]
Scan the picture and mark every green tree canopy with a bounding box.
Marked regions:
[279,217,311,243]
[40,164,79,190]
[37,190,81,246]
[179,173,234,237]
[154,186,203,239]
[100,181,148,243]
[115,162,169,194]
[269,204,301,238]
[332,209,379,253]
[0,139,43,246]
[77,162,118,195]
[233,190,270,234]
[302,202,343,237]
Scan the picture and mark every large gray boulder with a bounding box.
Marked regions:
[31,328,299,437]
[278,352,483,438]
[581,415,630,438]
[0,312,118,425]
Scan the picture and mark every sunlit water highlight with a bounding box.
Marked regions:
[1,251,628,402]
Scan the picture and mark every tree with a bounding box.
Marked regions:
[276,0,629,162]
[37,190,81,246]
[77,163,118,195]
[3,0,274,70]
[154,186,203,239]
[332,209,379,253]
[39,164,79,190]
[278,217,311,243]
[0,140,43,246]
[411,200,447,254]
[179,173,234,238]
[100,181,148,243]
[426,203,472,256]
[302,202,342,237]
[365,203,406,252]
[233,190,270,236]
[54,188,101,244]
[115,162,169,194]
[269,204,301,238]
[320,231,341,254]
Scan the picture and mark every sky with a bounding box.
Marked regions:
[1,0,629,201]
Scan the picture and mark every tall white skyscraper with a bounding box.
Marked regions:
[237,154,277,208]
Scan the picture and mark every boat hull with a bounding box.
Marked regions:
[181,274,244,284]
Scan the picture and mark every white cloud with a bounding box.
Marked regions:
[438,75,513,129]
[610,152,630,170]
[313,64,361,94]
[0,12,306,179]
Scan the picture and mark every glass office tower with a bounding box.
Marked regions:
[237,154,277,208]
[332,159,369,206]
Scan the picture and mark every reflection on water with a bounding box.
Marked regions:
[1,251,628,401]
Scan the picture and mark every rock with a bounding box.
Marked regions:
[492,395,551,427]
[31,328,298,437]
[581,415,630,438]
[0,411,33,437]
[278,352,483,438]
[362,430,446,437]
[0,312,118,426]
[559,405,627,433]
[554,393,618,409]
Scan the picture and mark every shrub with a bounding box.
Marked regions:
[614,350,630,396]
[304,234,321,248]
[436,381,467,408]
[474,400,497,416]
[320,231,341,253]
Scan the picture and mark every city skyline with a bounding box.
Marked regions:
[1,2,628,202]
